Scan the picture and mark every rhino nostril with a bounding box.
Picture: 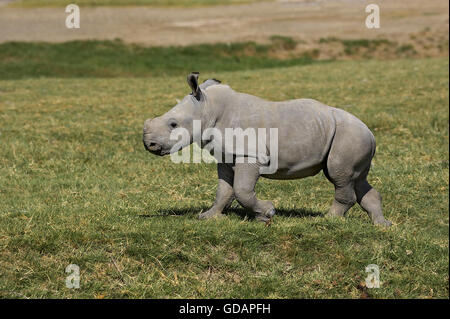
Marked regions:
[145,141,162,152]
[143,136,163,154]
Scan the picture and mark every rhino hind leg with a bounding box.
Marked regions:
[355,180,392,227]
[327,182,356,218]
[324,124,390,226]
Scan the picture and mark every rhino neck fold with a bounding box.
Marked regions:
[199,86,231,139]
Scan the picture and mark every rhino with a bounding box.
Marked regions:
[143,72,391,226]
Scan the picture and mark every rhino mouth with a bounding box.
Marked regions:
[143,140,169,156]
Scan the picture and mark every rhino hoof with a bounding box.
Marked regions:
[198,209,224,220]
[256,209,275,226]
[374,218,392,227]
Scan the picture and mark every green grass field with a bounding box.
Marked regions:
[0,38,316,79]
[0,53,448,298]
[0,38,427,80]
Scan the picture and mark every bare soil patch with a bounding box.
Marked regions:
[0,0,447,47]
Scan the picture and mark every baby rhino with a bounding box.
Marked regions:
[143,72,391,227]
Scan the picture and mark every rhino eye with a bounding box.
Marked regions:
[168,120,178,129]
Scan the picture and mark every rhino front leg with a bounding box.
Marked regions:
[199,163,235,219]
[233,161,275,224]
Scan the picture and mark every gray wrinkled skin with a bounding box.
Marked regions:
[143,73,391,226]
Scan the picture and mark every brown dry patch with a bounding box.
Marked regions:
[267,29,448,61]
[0,0,448,49]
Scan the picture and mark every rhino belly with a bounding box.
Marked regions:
[261,163,324,180]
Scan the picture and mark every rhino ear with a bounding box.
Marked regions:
[200,78,221,90]
[187,72,202,101]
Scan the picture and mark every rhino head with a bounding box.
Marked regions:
[143,72,221,156]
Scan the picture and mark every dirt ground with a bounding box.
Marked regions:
[0,0,448,47]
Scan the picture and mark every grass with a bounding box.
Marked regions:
[0,57,448,298]
[0,39,316,80]
[1,37,438,80]
[13,0,266,7]
[319,38,395,55]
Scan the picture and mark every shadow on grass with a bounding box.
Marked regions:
[228,207,324,220]
[138,206,324,220]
